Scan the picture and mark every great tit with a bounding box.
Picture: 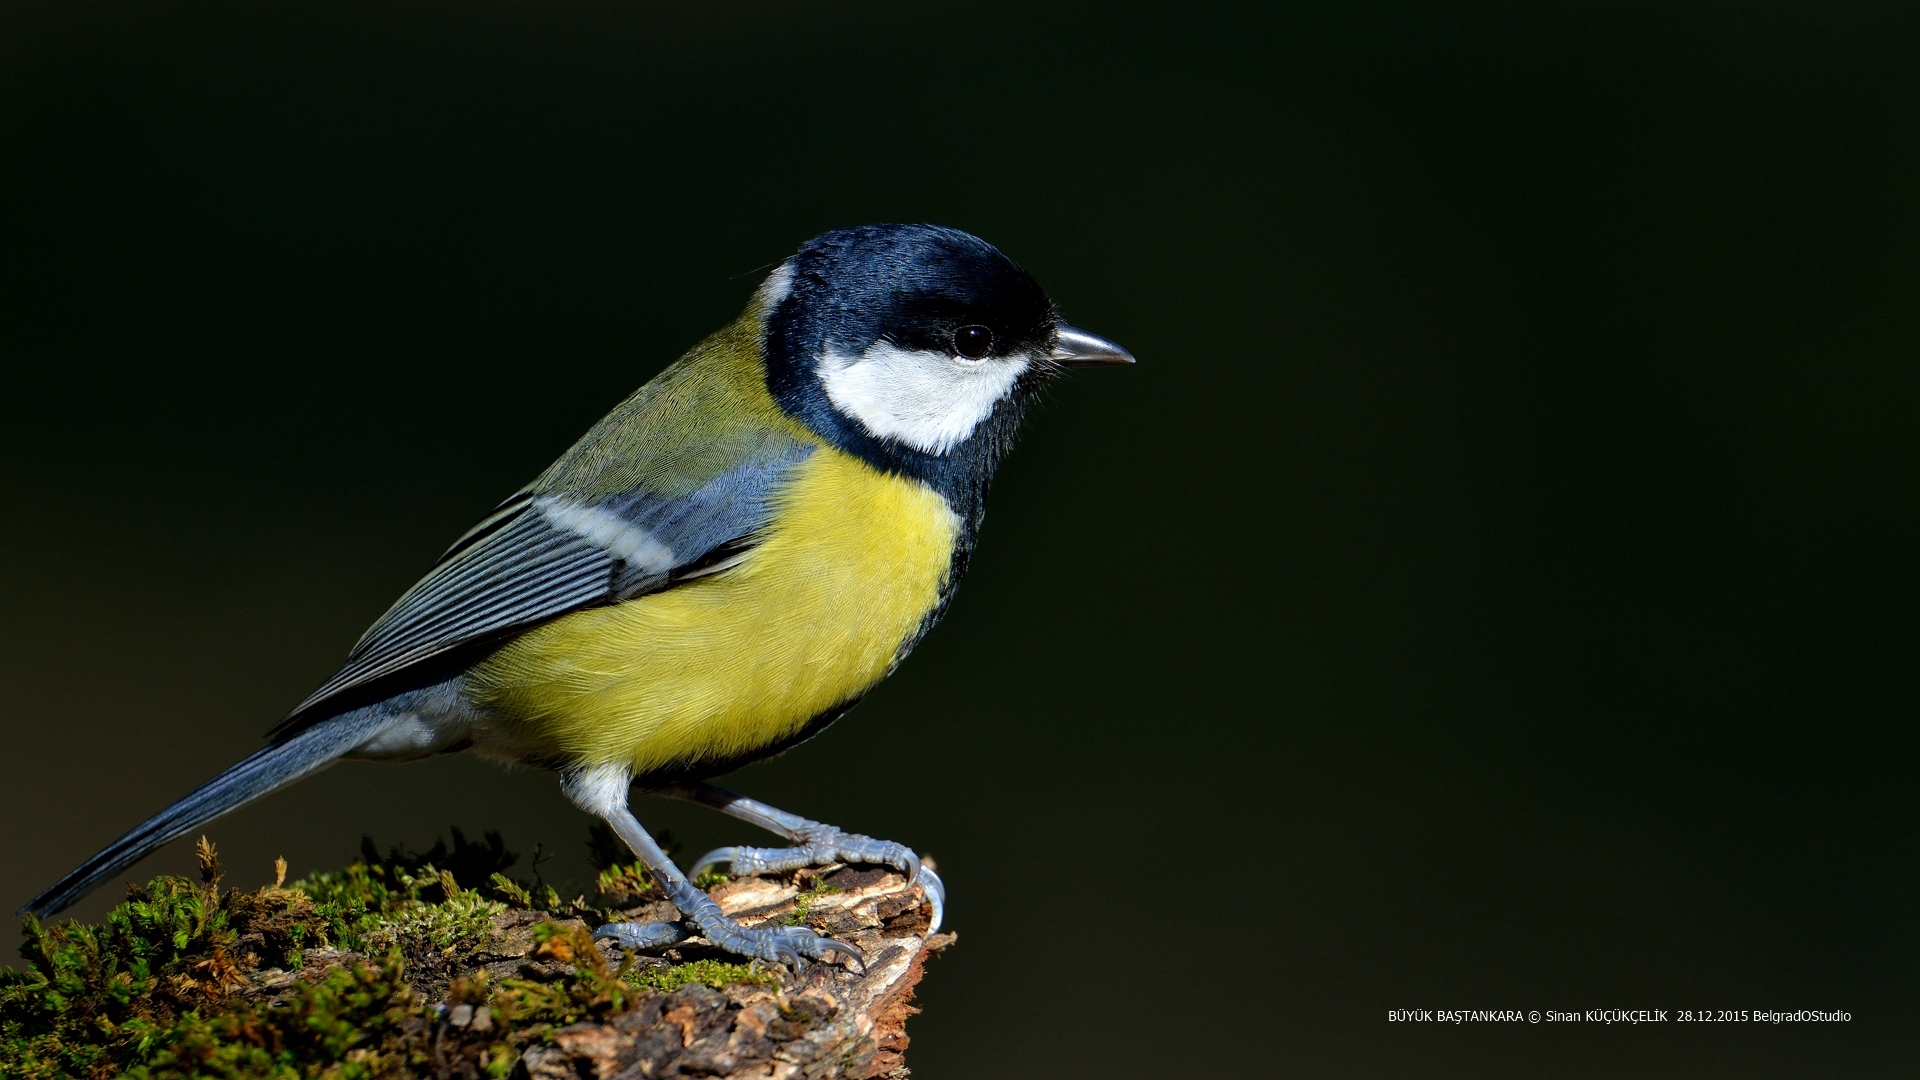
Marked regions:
[23,223,1132,964]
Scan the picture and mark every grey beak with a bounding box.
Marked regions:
[1051,324,1137,367]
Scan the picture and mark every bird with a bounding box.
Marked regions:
[21,223,1133,965]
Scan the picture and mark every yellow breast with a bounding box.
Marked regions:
[467,446,960,775]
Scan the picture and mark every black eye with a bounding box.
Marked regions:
[952,324,994,359]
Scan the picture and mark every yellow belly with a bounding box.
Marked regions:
[467,447,961,775]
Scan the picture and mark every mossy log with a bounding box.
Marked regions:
[0,839,950,1079]
[513,871,953,1080]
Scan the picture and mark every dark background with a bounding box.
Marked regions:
[2,2,1915,1075]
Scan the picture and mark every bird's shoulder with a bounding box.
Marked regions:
[537,316,821,503]
[276,315,824,729]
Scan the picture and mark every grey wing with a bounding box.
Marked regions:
[274,445,813,730]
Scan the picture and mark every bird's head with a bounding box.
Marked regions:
[758,224,1131,488]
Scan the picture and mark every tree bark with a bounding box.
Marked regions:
[508,868,949,1079]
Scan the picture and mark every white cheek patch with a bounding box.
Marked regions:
[817,342,1030,454]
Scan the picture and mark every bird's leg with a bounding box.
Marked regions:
[561,766,860,966]
[666,782,945,933]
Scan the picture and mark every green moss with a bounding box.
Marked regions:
[0,833,780,1078]
[626,959,779,994]
[289,860,510,960]
[691,868,733,891]
[362,873,504,955]
[481,920,648,1044]
[0,868,244,1079]
[782,883,842,927]
[593,862,657,903]
[121,950,420,1080]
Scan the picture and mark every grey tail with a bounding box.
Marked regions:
[19,713,387,919]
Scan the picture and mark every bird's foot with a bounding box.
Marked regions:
[690,827,946,933]
[594,878,862,969]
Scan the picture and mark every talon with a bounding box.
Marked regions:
[689,846,737,880]
[816,936,864,966]
[674,821,943,945]
[919,867,946,935]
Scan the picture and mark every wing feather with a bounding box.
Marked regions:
[275,443,813,730]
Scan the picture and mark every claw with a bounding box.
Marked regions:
[893,847,921,878]
[659,877,862,968]
[708,922,857,969]
[691,829,926,889]
[683,825,941,943]
[689,846,737,880]
[763,925,861,970]
[815,935,865,969]
[919,867,946,935]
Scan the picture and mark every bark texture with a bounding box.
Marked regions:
[516,868,949,1079]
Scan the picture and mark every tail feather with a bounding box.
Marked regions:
[20,713,390,919]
